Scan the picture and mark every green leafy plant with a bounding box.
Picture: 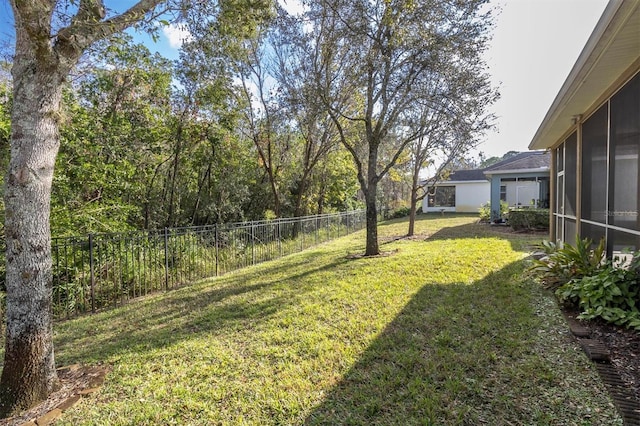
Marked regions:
[556,254,640,330]
[529,237,605,290]
[478,200,508,222]
[508,209,549,231]
[389,206,412,219]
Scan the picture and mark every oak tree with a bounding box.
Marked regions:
[305,0,495,255]
[1,0,270,415]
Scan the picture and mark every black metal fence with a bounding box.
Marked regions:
[1,210,366,319]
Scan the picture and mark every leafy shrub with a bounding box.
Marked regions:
[556,254,640,330]
[478,200,508,222]
[263,210,277,221]
[529,237,605,290]
[509,209,549,231]
[389,206,412,219]
[531,236,640,330]
[479,203,491,222]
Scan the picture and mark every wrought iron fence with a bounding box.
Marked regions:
[0,210,366,319]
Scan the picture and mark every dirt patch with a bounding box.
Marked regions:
[0,364,109,426]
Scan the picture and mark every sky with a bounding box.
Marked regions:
[481,0,608,158]
[0,0,610,159]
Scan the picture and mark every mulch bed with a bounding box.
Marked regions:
[577,313,640,401]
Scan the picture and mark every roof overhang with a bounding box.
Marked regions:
[529,0,640,150]
[435,180,489,185]
[484,167,550,176]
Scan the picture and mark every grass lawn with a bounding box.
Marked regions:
[40,214,621,424]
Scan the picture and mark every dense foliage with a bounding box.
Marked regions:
[0,35,364,238]
[508,208,550,231]
[0,1,496,412]
[479,200,508,222]
[530,237,640,330]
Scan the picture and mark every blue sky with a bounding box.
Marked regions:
[0,0,610,158]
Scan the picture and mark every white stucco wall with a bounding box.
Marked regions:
[454,182,491,212]
[422,181,490,213]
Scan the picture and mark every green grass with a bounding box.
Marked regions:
[35,214,622,424]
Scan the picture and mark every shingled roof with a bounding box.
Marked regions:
[445,169,487,182]
[483,151,550,173]
[422,151,550,185]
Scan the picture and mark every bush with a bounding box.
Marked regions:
[529,237,606,290]
[509,209,549,231]
[530,236,640,330]
[389,206,412,219]
[478,200,508,222]
[556,254,640,330]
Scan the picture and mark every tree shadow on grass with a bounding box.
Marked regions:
[403,220,543,253]
[303,258,605,425]
[52,250,352,366]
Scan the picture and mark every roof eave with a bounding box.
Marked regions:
[484,167,550,176]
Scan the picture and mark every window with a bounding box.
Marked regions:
[609,72,640,231]
[608,229,640,256]
[428,186,455,207]
[581,104,608,223]
[553,71,640,257]
[500,185,506,201]
[557,143,564,172]
[581,222,606,247]
[538,177,550,208]
[565,219,577,244]
[556,174,564,215]
[564,133,577,217]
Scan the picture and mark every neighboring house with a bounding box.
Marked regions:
[422,169,489,213]
[485,151,551,221]
[529,0,640,258]
[422,151,550,215]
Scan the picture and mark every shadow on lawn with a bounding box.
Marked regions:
[53,249,352,365]
[304,258,541,425]
[412,219,542,253]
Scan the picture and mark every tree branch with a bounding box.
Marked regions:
[55,0,166,65]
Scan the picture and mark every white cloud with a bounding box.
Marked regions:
[162,23,193,49]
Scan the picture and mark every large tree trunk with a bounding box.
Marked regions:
[408,169,420,237]
[408,191,418,237]
[2,0,170,417]
[364,186,379,256]
[0,55,62,417]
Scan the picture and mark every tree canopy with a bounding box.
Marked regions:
[0,0,496,416]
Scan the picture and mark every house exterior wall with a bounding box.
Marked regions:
[422,181,489,213]
[455,182,490,212]
[552,68,640,257]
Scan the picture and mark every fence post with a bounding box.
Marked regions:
[278,221,282,257]
[215,224,219,277]
[163,227,169,291]
[89,233,95,314]
[300,218,304,251]
[251,224,256,265]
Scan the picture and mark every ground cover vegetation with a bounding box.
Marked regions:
[0,0,498,413]
[530,237,640,330]
[0,215,621,425]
